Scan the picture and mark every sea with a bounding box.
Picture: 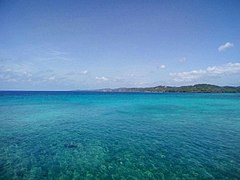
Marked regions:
[0,91,240,179]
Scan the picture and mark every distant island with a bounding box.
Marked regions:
[93,84,240,93]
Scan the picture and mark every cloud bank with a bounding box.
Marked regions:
[171,62,240,82]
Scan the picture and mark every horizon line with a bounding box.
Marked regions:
[1,83,240,92]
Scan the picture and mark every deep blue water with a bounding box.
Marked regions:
[0,91,240,179]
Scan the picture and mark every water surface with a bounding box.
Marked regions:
[0,92,240,179]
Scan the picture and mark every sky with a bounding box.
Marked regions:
[0,0,240,90]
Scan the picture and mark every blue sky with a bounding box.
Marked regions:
[0,0,240,90]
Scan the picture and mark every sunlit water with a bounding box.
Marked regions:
[0,91,240,179]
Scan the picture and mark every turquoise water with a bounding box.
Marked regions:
[0,92,240,179]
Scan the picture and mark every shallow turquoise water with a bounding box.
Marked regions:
[0,92,240,179]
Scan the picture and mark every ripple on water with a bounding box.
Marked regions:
[0,92,240,179]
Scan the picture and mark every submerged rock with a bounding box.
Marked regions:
[64,144,78,148]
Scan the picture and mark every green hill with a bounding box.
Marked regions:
[97,84,240,93]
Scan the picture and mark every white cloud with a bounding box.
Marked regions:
[171,62,240,82]
[179,57,186,63]
[160,64,166,69]
[80,70,88,74]
[0,66,33,82]
[96,76,109,81]
[49,50,67,56]
[65,70,89,76]
[0,65,66,84]
[48,76,56,81]
[218,42,234,52]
